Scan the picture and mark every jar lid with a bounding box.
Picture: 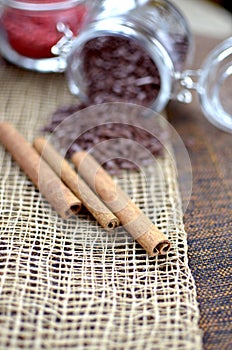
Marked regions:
[198,37,232,133]
[2,0,84,11]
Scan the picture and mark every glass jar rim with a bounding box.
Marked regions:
[2,0,85,11]
[198,36,232,133]
[66,19,174,112]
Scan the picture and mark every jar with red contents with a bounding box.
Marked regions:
[0,0,90,72]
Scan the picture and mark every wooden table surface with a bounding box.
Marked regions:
[167,34,232,350]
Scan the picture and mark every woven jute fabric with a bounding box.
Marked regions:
[168,35,232,350]
[0,60,202,348]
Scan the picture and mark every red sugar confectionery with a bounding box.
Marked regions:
[0,0,87,59]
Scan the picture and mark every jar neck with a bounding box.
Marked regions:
[67,19,174,112]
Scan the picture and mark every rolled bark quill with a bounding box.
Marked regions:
[0,122,82,219]
[71,151,171,256]
[33,137,120,230]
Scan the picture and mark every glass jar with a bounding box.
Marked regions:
[0,0,90,72]
[61,0,231,133]
[65,0,193,110]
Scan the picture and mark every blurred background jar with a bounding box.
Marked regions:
[0,0,91,72]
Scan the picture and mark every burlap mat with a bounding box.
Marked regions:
[0,59,202,348]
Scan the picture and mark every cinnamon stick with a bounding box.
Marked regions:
[0,122,82,219]
[71,151,171,256]
[33,137,120,230]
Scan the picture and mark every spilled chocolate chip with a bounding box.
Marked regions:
[44,34,188,173]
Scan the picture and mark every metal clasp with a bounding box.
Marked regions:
[51,22,74,57]
[174,69,202,103]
